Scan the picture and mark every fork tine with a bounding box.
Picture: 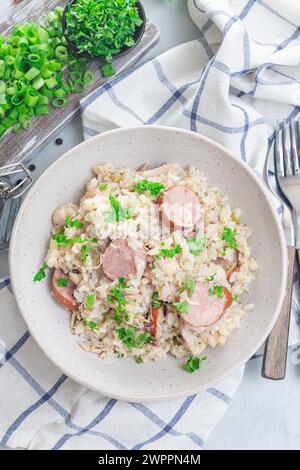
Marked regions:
[274,120,284,178]
[290,120,299,175]
[283,120,293,176]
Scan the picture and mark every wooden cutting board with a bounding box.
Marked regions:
[0,0,159,166]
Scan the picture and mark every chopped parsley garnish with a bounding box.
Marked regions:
[135,356,143,364]
[117,326,153,349]
[65,215,83,229]
[65,0,143,66]
[116,277,129,289]
[81,243,91,262]
[152,291,161,309]
[181,355,207,373]
[134,332,153,348]
[83,317,98,330]
[52,233,96,247]
[107,281,129,323]
[221,227,237,250]
[182,277,195,298]
[133,179,165,198]
[57,277,69,287]
[187,237,205,255]
[99,183,108,191]
[156,244,182,259]
[233,294,239,302]
[204,273,216,283]
[105,194,132,223]
[85,293,95,310]
[173,301,188,313]
[33,262,48,282]
[208,284,224,299]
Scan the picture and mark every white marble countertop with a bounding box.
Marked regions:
[1,0,300,450]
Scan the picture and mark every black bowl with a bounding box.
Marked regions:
[62,0,146,60]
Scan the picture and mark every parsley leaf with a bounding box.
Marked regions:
[117,326,137,349]
[57,277,69,287]
[99,183,108,191]
[152,291,161,309]
[173,301,188,313]
[208,285,224,299]
[133,179,165,198]
[33,262,48,282]
[81,243,91,262]
[182,277,195,298]
[117,327,153,349]
[116,277,129,289]
[181,356,207,373]
[107,284,129,324]
[85,293,95,310]
[105,194,132,223]
[233,294,239,302]
[187,237,205,255]
[135,356,143,364]
[221,227,237,250]
[156,244,182,259]
[65,215,83,229]
[52,233,96,247]
[83,317,98,330]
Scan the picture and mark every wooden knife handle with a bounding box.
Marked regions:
[261,246,296,380]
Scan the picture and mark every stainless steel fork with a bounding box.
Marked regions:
[276,120,300,255]
[262,119,300,380]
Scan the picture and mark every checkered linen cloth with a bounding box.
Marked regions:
[1,0,300,450]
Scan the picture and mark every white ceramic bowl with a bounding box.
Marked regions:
[9,126,287,402]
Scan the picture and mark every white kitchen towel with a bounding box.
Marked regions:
[1,0,300,450]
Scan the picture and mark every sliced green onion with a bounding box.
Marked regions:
[72,80,84,93]
[24,89,39,107]
[37,95,48,105]
[28,53,41,65]
[32,76,45,90]
[14,80,26,94]
[102,63,116,78]
[24,67,40,81]
[9,107,19,120]
[52,97,68,108]
[4,55,15,66]
[48,60,62,71]
[11,93,24,106]
[55,45,68,61]
[34,104,49,115]
[41,67,54,79]
[0,60,5,77]
[44,76,57,89]
[53,88,66,99]
[69,71,82,82]
[83,69,95,85]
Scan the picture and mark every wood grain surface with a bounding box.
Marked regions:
[0,0,159,166]
[261,245,296,380]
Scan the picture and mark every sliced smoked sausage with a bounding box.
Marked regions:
[159,186,202,230]
[183,282,232,328]
[148,303,164,346]
[52,269,78,311]
[215,250,239,281]
[102,238,146,281]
